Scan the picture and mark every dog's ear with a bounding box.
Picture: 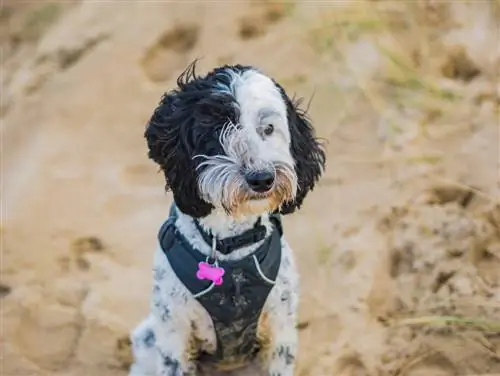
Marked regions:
[279,95,326,215]
[145,90,214,218]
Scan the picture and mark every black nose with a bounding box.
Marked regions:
[245,170,275,193]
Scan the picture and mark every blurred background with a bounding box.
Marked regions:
[2,1,499,375]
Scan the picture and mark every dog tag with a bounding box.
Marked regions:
[196,261,225,286]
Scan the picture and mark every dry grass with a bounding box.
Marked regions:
[395,316,500,333]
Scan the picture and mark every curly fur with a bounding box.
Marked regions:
[131,61,325,376]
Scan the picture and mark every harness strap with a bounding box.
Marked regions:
[193,218,268,255]
[158,205,283,297]
[157,205,284,365]
[162,205,283,255]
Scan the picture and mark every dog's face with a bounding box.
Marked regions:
[145,63,325,218]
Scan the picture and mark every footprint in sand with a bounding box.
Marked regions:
[141,24,200,83]
[238,1,291,40]
[333,355,369,376]
[0,283,12,298]
[402,355,457,376]
[70,236,105,271]
[114,335,133,370]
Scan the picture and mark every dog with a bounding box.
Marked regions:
[129,62,325,376]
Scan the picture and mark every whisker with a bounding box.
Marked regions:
[192,154,210,161]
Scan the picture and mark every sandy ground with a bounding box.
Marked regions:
[2,1,500,375]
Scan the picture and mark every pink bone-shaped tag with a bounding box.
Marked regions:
[196,262,225,286]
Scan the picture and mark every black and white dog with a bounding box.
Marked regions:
[130,62,325,376]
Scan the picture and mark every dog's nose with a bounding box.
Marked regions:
[245,170,275,193]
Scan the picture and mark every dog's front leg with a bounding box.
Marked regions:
[267,317,297,376]
[151,273,197,375]
[264,244,300,376]
[265,285,298,376]
[154,321,196,376]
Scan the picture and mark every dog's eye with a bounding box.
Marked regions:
[263,124,274,136]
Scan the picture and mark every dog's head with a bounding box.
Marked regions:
[145,62,326,218]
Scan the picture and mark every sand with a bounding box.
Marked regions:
[2,1,500,375]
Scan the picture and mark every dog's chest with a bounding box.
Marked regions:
[156,206,284,370]
[170,253,278,367]
[189,273,275,372]
[158,212,283,369]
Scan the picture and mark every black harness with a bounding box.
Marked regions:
[158,205,283,368]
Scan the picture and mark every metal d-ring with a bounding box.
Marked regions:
[205,255,218,266]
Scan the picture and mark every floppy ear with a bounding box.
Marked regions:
[145,90,214,218]
[279,96,326,215]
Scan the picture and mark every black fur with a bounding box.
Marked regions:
[275,86,326,215]
[145,61,249,217]
[144,61,325,218]
[276,344,295,365]
[143,329,156,348]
